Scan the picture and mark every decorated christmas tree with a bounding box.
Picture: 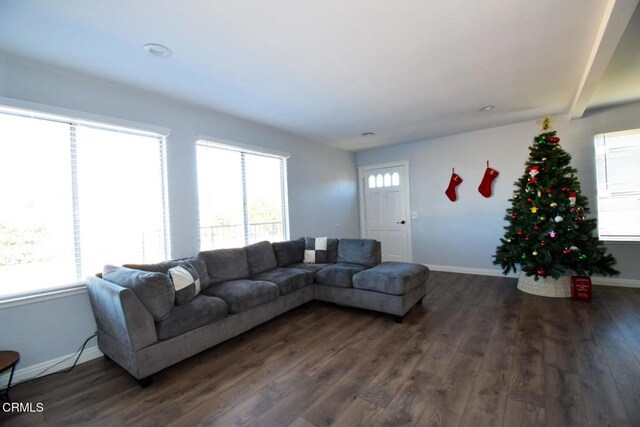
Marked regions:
[494,117,618,279]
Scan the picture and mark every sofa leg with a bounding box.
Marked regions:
[394,315,404,324]
[138,376,153,388]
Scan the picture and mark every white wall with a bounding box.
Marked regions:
[0,56,360,376]
[357,102,640,281]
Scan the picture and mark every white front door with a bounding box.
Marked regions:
[359,162,412,262]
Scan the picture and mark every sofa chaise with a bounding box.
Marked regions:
[87,238,429,386]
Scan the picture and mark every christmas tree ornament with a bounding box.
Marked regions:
[528,166,540,183]
[493,118,618,288]
[478,161,500,198]
[537,115,554,131]
[533,251,538,256]
[445,168,463,202]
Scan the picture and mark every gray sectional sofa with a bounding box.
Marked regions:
[87,238,428,386]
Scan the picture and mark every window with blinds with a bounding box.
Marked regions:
[0,106,170,300]
[594,129,640,241]
[196,139,289,250]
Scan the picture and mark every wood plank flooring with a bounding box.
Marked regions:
[2,271,640,426]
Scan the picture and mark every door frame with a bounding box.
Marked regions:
[357,160,413,262]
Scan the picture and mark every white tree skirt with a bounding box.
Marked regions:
[517,272,571,298]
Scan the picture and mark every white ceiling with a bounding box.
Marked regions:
[0,0,638,151]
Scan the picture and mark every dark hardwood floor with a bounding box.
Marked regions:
[2,271,640,426]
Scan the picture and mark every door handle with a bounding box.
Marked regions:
[397,220,406,224]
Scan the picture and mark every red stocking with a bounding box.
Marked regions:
[445,168,463,202]
[478,161,499,198]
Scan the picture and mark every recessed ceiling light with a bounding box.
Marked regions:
[361,132,375,137]
[143,43,173,58]
[478,105,495,112]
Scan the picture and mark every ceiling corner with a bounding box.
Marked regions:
[569,0,640,119]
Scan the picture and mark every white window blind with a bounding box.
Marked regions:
[594,129,640,241]
[0,106,170,300]
[196,139,289,250]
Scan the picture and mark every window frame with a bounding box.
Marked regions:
[196,137,290,250]
[594,128,640,242]
[0,98,171,305]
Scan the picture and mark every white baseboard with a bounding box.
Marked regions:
[0,345,103,388]
[426,264,519,278]
[426,264,640,288]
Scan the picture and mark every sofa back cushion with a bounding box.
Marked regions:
[102,265,175,321]
[327,238,339,263]
[337,239,381,267]
[245,241,278,275]
[272,238,304,267]
[197,247,249,283]
[124,256,210,291]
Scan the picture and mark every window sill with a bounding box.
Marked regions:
[0,284,88,309]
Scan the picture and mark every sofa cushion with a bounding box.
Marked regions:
[352,262,428,296]
[326,238,339,263]
[272,238,304,267]
[286,262,332,278]
[168,261,203,305]
[316,263,369,288]
[198,247,249,284]
[102,265,175,321]
[155,295,229,340]
[203,279,280,313]
[245,241,278,276]
[252,267,313,295]
[304,236,328,263]
[124,257,210,291]
[337,239,381,267]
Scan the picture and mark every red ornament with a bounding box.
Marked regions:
[511,214,517,219]
[534,225,539,230]
[527,198,533,202]
[517,230,523,235]
[563,248,571,254]
[537,269,545,275]
[574,216,582,221]
[525,236,530,241]
[548,136,560,143]
[547,188,553,193]
[540,242,546,246]
[561,186,570,191]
